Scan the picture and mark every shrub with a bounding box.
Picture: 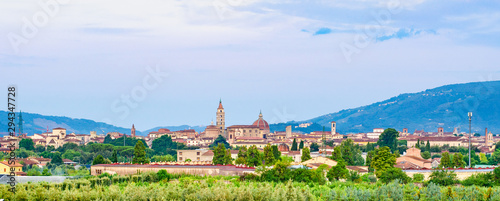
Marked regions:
[378,168,411,184]
[461,173,494,187]
[428,170,458,186]
[413,173,424,183]
[347,170,361,183]
[157,169,171,182]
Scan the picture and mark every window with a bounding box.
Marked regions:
[179,157,183,161]
[197,157,200,161]
[179,152,182,155]
[249,130,252,133]
[197,152,200,155]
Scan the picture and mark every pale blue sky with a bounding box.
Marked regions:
[1,0,500,131]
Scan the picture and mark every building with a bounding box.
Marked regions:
[216,99,225,136]
[404,136,464,147]
[366,128,384,139]
[0,161,24,176]
[395,148,432,169]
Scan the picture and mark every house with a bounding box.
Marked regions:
[395,148,432,169]
[0,161,24,176]
[63,159,77,166]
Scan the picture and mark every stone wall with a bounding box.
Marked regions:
[404,169,495,180]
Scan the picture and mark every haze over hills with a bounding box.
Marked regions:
[2,81,500,136]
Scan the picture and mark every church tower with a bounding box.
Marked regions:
[131,124,136,138]
[216,99,225,137]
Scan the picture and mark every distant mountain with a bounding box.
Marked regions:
[0,111,137,136]
[287,81,500,134]
[3,81,499,137]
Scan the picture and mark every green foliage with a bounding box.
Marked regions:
[224,149,232,165]
[413,173,424,183]
[111,150,118,163]
[213,143,227,165]
[151,135,177,155]
[157,169,171,181]
[291,139,298,151]
[431,153,441,159]
[452,152,466,168]
[246,145,262,167]
[19,138,35,150]
[263,144,275,165]
[332,139,364,166]
[42,168,52,176]
[15,148,37,158]
[428,170,459,186]
[299,140,304,150]
[301,147,311,162]
[150,154,175,162]
[209,135,230,149]
[421,151,431,159]
[271,145,281,160]
[377,128,399,152]
[51,152,64,165]
[425,140,431,152]
[132,141,149,164]
[462,172,494,187]
[310,143,319,152]
[235,146,247,165]
[378,167,411,184]
[92,154,109,165]
[327,159,348,181]
[371,146,396,177]
[104,134,112,144]
[440,152,452,168]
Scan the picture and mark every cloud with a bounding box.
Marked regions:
[313,27,332,35]
[376,28,436,41]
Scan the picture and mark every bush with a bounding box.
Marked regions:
[413,173,424,183]
[347,170,361,183]
[378,168,411,184]
[428,170,458,186]
[157,169,172,182]
[461,173,494,187]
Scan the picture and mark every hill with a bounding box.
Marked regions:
[291,81,500,134]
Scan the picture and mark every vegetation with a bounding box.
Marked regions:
[209,135,230,149]
[132,141,149,164]
[291,139,298,151]
[377,128,399,152]
[301,147,311,162]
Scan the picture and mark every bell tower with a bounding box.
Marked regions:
[216,99,225,137]
[131,124,136,137]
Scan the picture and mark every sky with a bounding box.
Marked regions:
[1,0,500,131]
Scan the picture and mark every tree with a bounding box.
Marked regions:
[291,139,298,151]
[224,149,232,165]
[104,134,113,144]
[299,140,304,150]
[331,146,342,161]
[111,150,118,163]
[235,146,247,165]
[421,151,431,159]
[92,154,107,165]
[132,141,149,164]
[42,168,52,176]
[209,135,230,149]
[337,139,364,166]
[246,145,262,167]
[151,135,176,155]
[19,138,35,151]
[271,145,281,160]
[377,128,399,152]
[310,143,319,152]
[429,170,458,186]
[327,159,348,181]
[301,147,311,162]
[439,152,452,168]
[371,146,397,177]
[378,167,411,184]
[425,140,431,152]
[365,149,377,172]
[416,139,420,148]
[212,143,226,165]
[452,152,466,168]
[480,153,488,164]
[263,144,275,165]
[35,145,45,153]
[51,152,63,166]
[151,155,175,162]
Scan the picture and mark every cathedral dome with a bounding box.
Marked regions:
[252,111,269,130]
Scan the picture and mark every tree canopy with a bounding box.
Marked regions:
[19,138,35,150]
[132,141,149,164]
[377,128,399,152]
[209,135,230,149]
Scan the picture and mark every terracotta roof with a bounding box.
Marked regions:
[0,161,23,167]
[201,150,214,156]
[218,101,224,109]
[395,161,421,169]
[227,125,260,129]
[346,166,369,173]
[231,142,268,145]
[63,159,76,163]
[236,137,265,140]
[406,137,462,141]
